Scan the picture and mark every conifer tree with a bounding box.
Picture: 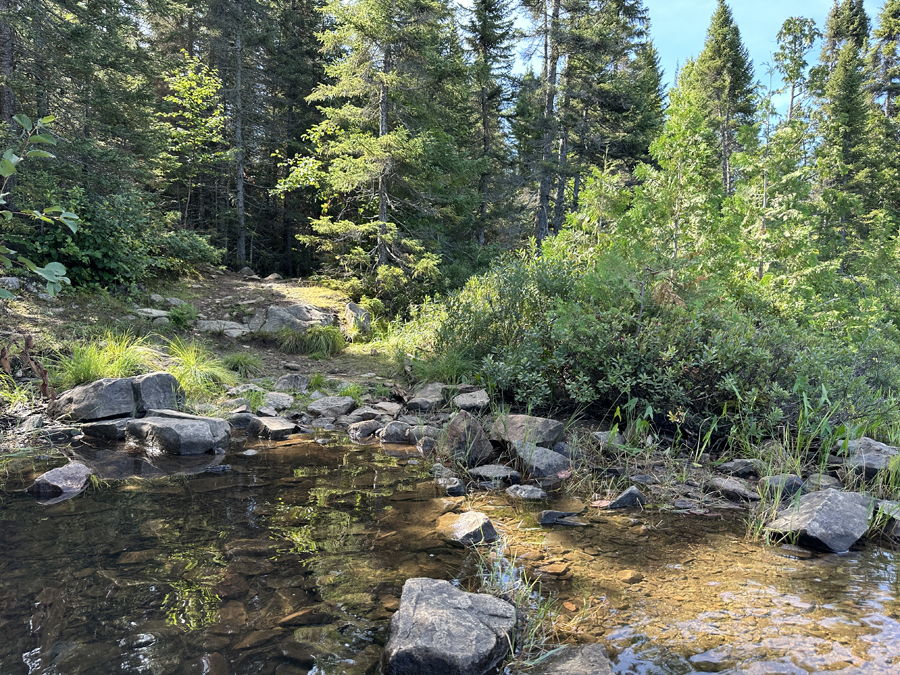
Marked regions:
[693,0,755,196]
[821,0,870,71]
[869,0,900,116]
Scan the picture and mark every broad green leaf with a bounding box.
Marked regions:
[26,150,55,159]
[0,158,15,178]
[0,255,11,268]
[43,206,62,214]
[18,256,36,272]
[38,115,56,126]
[2,149,20,164]
[60,212,80,233]
[29,134,56,145]
[42,262,67,276]
[0,288,14,300]
[13,114,33,132]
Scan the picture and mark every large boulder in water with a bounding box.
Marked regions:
[26,462,93,504]
[127,413,230,455]
[382,578,516,675]
[766,488,874,552]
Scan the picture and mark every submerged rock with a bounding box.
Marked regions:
[382,578,516,675]
[506,484,547,500]
[767,488,874,553]
[530,644,615,675]
[26,462,93,503]
[436,511,498,546]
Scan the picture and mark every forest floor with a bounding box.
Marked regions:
[0,266,399,393]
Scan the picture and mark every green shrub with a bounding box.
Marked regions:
[223,353,263,378]
[168,303,199,329]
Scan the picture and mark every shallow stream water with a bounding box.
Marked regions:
[1,434,898,674]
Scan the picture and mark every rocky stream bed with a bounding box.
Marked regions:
[4,371,900,674]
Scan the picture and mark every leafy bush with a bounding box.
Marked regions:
[168,302,199,329]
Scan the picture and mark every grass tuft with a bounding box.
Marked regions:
[53,330,158,390]
[275,325,345,357]
[166,338,237,400]
[222,352,263,378]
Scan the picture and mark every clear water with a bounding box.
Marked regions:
[2,435,899,675]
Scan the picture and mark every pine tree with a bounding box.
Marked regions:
[462,0,515,244]
[821,0,870,71]
[693,0,755,196]
[869,0,900,116]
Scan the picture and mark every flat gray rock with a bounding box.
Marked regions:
[805,472,843,491]
[506,484,547,500]
[144,409,230,450]
[307,396,356,417]
[441,410,493,467]
[264,392,294,411]
[196,320,247,334]
[249,304,333,333]
[452,389,490,412]
[530,644,614,675]
[706,476,760,502]
[838,437,899,480]
[767,488,874,552]
[513,441,569,478]
[273,374,310,392]
[81,418,130,441]
[248,417,297,440]
[469,465,520,484]
[494,414,564,447]
[407,382,447,412]
[134,308,169,319]
[409,425,442,442]
[436,512,498,546]
[383,578,515,675]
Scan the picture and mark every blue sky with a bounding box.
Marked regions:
[646,1,883,90]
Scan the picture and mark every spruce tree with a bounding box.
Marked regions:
[821,0,870,71]
[693,0,755,196]
[868,0,900,116]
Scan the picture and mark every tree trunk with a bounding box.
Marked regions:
[476,82,489,246]
[535,0,561,246]
[235,20,247,265]
[376,44,392,267]
[1,0,17,210]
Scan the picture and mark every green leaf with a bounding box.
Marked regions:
[38,115,56,126]
[3,149,20,164]
[13,114,33,133]
[29,134,57,145]
[42,261,67,276]
[0,288,14,300]
[0,158,16,178]
[18,256,36,272]
[43,206,63,214]
[0,255,11,268]
[60,212,80,233]
[26,150,55,159]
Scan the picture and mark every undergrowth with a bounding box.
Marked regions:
[276,325,345,357]
[53,330,158,389]
[166,338,236,400]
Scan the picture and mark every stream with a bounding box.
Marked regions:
[1,433,898,674]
